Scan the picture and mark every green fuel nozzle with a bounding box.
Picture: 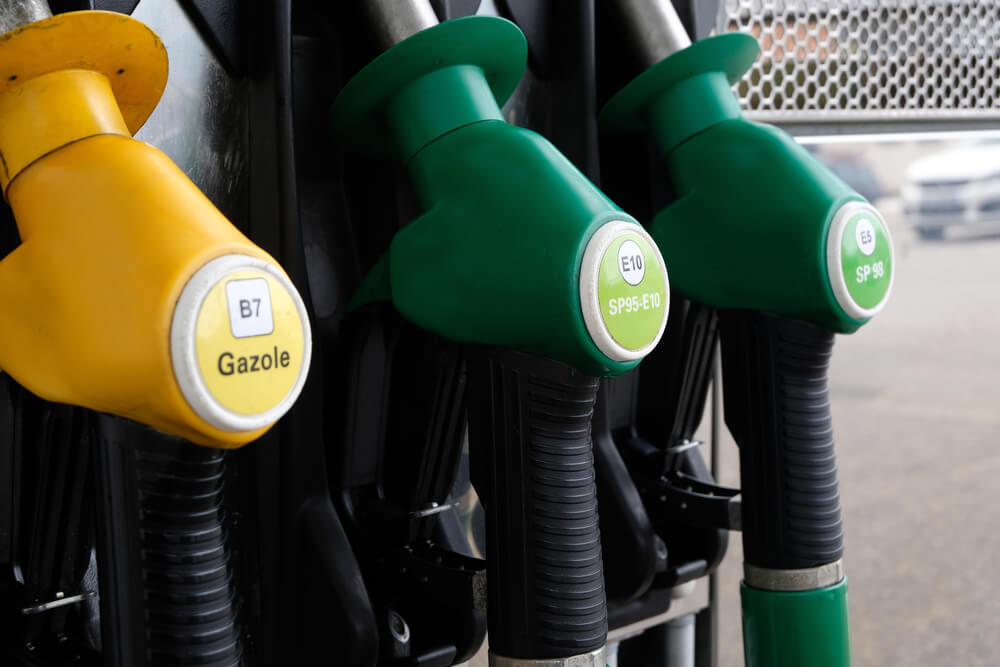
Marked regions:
[601,32,893,335]
[336,16,668,377]
[601,2,894,666]
[332,6,669,665]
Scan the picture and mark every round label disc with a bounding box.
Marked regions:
[195,270,305,415]
[827,202,894,320]
[580,221,670,363]
[172,255,311,432]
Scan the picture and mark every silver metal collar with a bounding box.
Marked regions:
[362,0,438,52]
[489,647,607,667]
[611,0,692,68]
[744,559,845,592]
[0,0,51,35]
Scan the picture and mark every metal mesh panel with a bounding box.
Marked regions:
[718,1,1000,132]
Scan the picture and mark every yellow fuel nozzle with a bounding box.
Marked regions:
[0,11,312,448]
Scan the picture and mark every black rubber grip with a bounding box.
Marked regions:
[468,348,607,659]
[719,311,844,570]
[135,443,243,666]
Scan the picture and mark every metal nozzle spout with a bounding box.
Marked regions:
[612,0,692,68]
[0,0,51,35]
[362,0,439,52]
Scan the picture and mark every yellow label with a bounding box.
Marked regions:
[195,270,304,416]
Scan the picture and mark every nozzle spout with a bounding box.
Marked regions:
[362,0,439,52]
[612,0,692,68]
[0,0,51,35]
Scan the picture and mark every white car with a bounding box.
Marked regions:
[901,140,1000,240]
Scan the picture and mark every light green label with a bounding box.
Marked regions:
[840,211,892,310]
[597,233,667,350]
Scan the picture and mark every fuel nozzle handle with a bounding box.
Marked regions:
[468,349,606,662]
[0,10,311,448]
[333,8,669,664]
[599,4,888,664]
[719,312,843,573]
[601,3,894,333]
[719,314,851,667]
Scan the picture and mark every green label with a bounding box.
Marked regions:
[597,234,667,350]
[840,211,892,310]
